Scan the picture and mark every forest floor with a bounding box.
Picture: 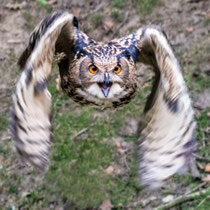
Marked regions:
[0,0,210,209]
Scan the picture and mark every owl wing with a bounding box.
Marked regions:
[10,11,77,169]
[134,26,196,188]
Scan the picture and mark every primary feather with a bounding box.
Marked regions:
[135,27,197,187]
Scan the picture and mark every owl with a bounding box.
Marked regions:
[10,11,196,188]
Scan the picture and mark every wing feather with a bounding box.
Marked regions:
[10,11,76,169]
[135,26,196,188]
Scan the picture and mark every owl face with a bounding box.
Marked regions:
[60,30,138,108]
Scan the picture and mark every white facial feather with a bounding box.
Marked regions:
[87,83,104,98]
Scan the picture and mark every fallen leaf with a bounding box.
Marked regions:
[0,186,8,193]
[118,148,126,154]
[142,81,150,88]
[201,11,210,17]
[197,161,204,170]
[205,163,210,172]
[73,8,78,16]
[116,142,127,154]
[116,142,122,149]
[202,175,210,182]
[186,27,194,33]
[47,0,57,5]
[38,0,47,4]
[162,195,174,203]
[103,18,115,33]
[99,199,113,210]
[7,39,21,44]
[141,196,157,207]
[5,2,27,10]
[201,11,207,16]
[105,165,114,174]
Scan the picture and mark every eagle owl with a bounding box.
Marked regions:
[10,11,196,188]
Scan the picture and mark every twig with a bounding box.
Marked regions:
[72,127,89,140]
[194,154,210,162]
[185,182,207,195]
[189,160,201,178]
[72,122,96,140]
[197,195,210,208]
[156,187,210,210]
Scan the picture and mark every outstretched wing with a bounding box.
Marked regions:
[134,26,196,188]
[10,11,77,169]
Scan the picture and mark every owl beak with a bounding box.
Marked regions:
[98,73,112,97]
[104,72,109,85]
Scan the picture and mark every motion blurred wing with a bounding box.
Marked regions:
[135,26,196,188]
[10,11,77,169]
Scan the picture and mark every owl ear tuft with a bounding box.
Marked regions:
[73,16,79,28]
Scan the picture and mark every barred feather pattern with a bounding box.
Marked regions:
[136,27,196,188]
[10,11,75,169]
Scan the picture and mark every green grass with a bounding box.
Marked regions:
[181,188,210,210]
[170,109,210,209]
[112,0,125,9]
[37,70,150,208]
[182,42,210,93]
[22,12,35,32]
[36,0,53,12]
[89,13,103,28]
[40,61,209,208]
[196,109,210,158]
[203,17,210,27]
[184,66,210,92]
[111,9,122,21]
[0,115,9,135]
[44,86,145,208]
[135,0,160,14]
[1,43,209,209]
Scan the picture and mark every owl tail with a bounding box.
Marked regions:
[137,27,197,188]
[10,11,75,169]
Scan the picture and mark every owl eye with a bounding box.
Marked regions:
[89,65,98,74]
[113,65,121,74]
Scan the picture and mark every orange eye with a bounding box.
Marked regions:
[113,65,121,74]
[89,65,98,74]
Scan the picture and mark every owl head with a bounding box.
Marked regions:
[57,28,139,108]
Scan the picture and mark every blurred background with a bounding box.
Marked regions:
[0,0,209,209]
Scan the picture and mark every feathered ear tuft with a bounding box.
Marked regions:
[10,11,76,169]
[133,26,196,188]
[73,16,79,28]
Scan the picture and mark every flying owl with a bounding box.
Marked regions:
[10,11,196,188]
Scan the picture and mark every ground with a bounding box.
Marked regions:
[0,0,210,209]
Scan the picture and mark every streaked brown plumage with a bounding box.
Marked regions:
[10,11,196,188]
